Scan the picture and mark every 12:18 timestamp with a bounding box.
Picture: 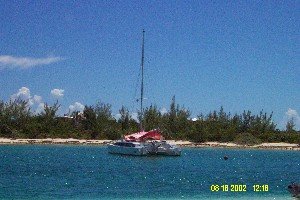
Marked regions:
[253,184,269,192]
[210,184,269,192]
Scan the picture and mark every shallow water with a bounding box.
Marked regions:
[0,145,299,199]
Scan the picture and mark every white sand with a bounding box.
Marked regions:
[0,138,112,145]
[166,140,193,145]
[255,142,299,147]
[204,142,239,147]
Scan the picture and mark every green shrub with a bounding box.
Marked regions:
[234,132,261,145]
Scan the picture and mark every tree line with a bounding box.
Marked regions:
[0,96,299,144]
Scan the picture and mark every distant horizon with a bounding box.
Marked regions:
[1,1,299,130]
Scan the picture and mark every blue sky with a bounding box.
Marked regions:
[0,1,299,130]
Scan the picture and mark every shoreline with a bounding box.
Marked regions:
[168,140,300,151]
[0,138,299,151]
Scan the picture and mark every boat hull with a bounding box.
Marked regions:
[146,141,181,156]
[155,146,181,156]
[108,144,148,156]
[107,140,182,156]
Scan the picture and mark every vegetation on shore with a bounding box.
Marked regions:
[0,96,299,144]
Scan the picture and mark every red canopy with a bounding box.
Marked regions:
[124,129,163,142]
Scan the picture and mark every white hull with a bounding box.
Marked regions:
[156,147,181,156]
[149,142,181,156]
[108,144,148,156]
[108,140,181,156]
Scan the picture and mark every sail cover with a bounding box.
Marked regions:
[125,129,163,141]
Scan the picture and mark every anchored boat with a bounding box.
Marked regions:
[108,30,181,156]
[108,129,181,156]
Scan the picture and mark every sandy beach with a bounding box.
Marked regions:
[0,138,111,145]
[0,138,299,150]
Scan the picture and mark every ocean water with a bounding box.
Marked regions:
[0,145,299,200]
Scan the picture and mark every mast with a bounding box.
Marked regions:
[140,29,145,131]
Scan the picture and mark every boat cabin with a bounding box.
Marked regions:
[113,141,141,148]
[124,129,163,142]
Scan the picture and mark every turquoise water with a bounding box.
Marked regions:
[0,145,299,200]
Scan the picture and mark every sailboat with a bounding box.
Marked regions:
[108,30,181,156]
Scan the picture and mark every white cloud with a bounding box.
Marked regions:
[131,112,139,122]
[191,117,198,122]
[284,108,300,129]
[10,87,46,114]
[114,113,121,120]
[286,108,300,123]
[286,108,298,118]
[0,55,63,69]
[69,102,85,113]
[35,103,45,114]
[33,95,42,104]
[51,89,64,98]
[10,87,33,106]
[160,107,168,115]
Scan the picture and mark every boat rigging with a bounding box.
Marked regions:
[107,30,181,156]
[140,29,145,131]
